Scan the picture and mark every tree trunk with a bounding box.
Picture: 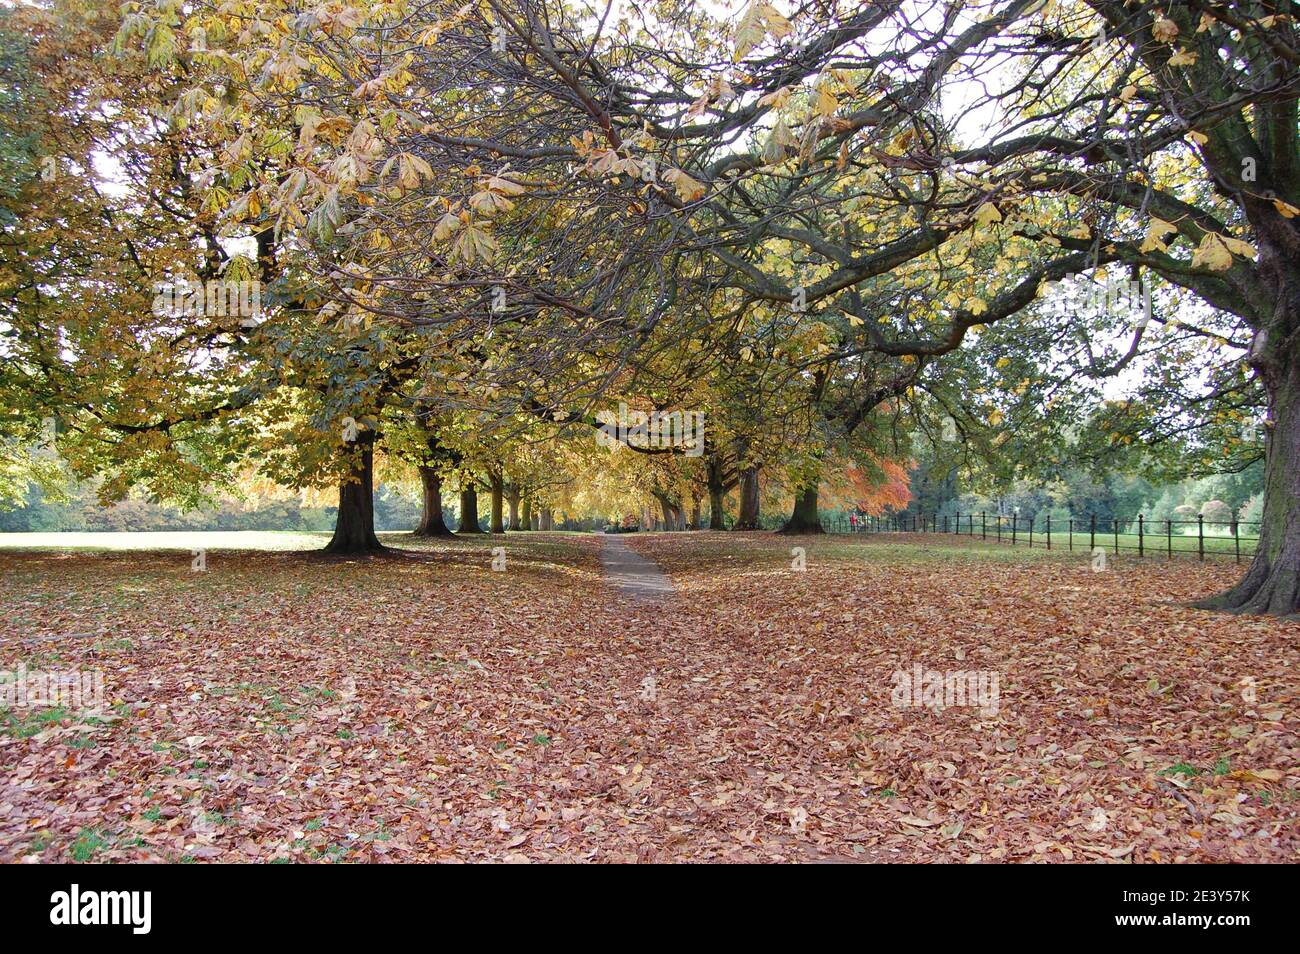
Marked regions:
[413,466,453,536]
[519,497,532,531]
[530,509,540,530]
[324,433,385,554]
[709,485,726,529]
[1197,330,1300,615]
[458,484,483,533]
[488,471,505,534]
[780,482,825,534]
[539,507,553,531]
[654,491,686,530]
[707,457,727,529]
[506,488,520,530]
[690,495,701,530]
[735,466,760,530]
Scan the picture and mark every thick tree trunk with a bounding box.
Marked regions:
[530,509,540,530]
[458,484,483,533]
[659,496,675,530]
[519,497,532,531]
[707,457,727,529]
[654,491,686,530]
[540,507,553,531]
[734,466,761,530]
[779,483,825,534]
[506,488,520,530]
[488,471,505,534]
[690,495,701,530]
[324,434,385,554]
[1196,334,1300,615]
[708,484,726,529]
[413,466,453,536]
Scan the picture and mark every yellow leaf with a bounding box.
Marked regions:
[815,83,839,117]
[663,168,706,202]
[973,202,1002,228]
[1190,233,1234,271]
[1228,769,1283,783]
[1222,236,1257,259]
[1140,217,1177,253]
[1273,199,1300,218]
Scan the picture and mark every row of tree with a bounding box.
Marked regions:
[2,1,1295,612]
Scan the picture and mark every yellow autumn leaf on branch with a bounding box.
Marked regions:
[663,168,706,202]
[814,83,839,117]
[973,202,1002,228]
[1190,233,1254,271]
[1140,217,1177,252]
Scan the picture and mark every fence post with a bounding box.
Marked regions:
[1198,514,1204,561]
[1012,515,1018,546]
[1233,517,1240,563]
[1167,518,1172,559]
[997,514,1002,543]
[1090,513,1096,552]
[1113,517,1119,555]
[1028,516,1033,549]
[981,512,986,540]
[1138,514,1144,558]
[1046,514,1051,550]
[1069,517,1073,552]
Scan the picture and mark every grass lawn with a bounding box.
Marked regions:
[0,530,336,552]
[1,530,1296,862]
[839,527,1258,560]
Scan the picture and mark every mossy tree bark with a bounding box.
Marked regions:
[779,482,825,534]
[1197,321,1300,615]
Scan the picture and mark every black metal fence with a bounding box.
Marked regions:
[828,512,1261,563]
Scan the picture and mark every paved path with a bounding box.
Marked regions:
[598,533,675,603]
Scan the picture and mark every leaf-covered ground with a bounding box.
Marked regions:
[1,531,1296,862]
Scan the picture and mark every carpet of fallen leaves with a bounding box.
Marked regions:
[1,531,1296,863]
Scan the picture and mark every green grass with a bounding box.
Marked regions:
[0,528,594,554]
[0,530,333,552]
[1,705,69,738]
[71,827,109,862]
[828,527,1258,560]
